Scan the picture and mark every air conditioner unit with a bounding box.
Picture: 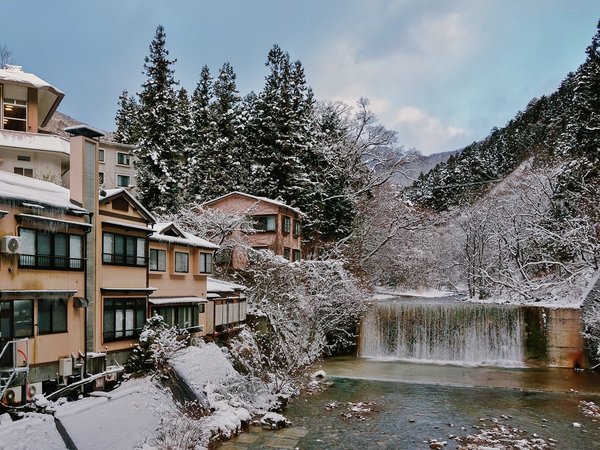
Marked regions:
[58,357,73,377]
[2,387,22,405]
[1,236,21,254]
[27,382,43,398]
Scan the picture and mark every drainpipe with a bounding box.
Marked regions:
[82,211,93,382]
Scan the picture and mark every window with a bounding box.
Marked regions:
[13,167,33,177]
[103,298,146,341]
[283,247,291,260]
[99,172,105,185]
[102,232,146,266]
[17,155,31,162]
[38,299,67,334]
[3,98,27,131]
[0,300,34,338]
[283,216,291,234]
[117,152,131,166]
[175,252,189,273]
[199,253,212,273]
[150,249,166,271]
[98,149,105,162]
[153,305,200,330]
[254,215,276,232]
[293,249,301,262]
[117,174,131,187]
[294,220,301,237]
[19,229,84,270]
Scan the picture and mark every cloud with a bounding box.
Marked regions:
[392,106,468,154]
[308,7,480,153]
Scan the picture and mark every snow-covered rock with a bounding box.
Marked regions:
[260,412,291,430]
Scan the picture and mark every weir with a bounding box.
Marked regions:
[359,298,587,368]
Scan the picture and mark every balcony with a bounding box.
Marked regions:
[18,254,84,271]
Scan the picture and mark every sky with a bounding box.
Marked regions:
[3,1,598,155]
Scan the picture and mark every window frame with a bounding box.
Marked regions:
[98,148,105,162]
[116,174,131,187]
[102,232,147,267]
[103,297,147,342]
[0,299,34,338]
[283,216,291,234]
[152,305,200,330]
[199,252,213,274]
[254,215,277,232]
[3,97,27,132]
[174,251,189,273]
[99,172,105,185]
[293,220,301,237]
[18,228,84,271]
[13,167,33,178]
[116,152,131,166]
[283,247,291,260]
[149,248,167,272]
[37,298,68,335]
[293,249,301,262]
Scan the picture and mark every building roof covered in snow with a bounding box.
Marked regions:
[0,65,64,127]
[150,222,219,250]
[202,191,304,216]
[0,170,87,213]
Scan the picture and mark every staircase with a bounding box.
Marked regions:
[0,338,29,403]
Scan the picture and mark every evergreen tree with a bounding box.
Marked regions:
[114,90,140,145]
[134,25,183,212]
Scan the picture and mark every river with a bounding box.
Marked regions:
[219,357,600,449]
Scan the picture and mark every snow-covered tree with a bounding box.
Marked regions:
[114,90,140,145]
[134,25,184,212]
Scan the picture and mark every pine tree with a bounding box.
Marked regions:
[114,90,140,145]
[134,25,184,212]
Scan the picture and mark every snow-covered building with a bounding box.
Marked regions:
[206,277,247,336]
[0,169,90,402]
[148,222,218,336]
[202,191,303,268]
[0,65,70,187]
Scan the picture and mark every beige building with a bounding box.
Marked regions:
[0,169,89,402]
[206,278,247,337]
[202,191,303,268]
[148,222,219,337]
[98,140,137,193]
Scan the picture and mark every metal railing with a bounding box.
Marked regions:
[18,254,85,270]
[0,338,29,402]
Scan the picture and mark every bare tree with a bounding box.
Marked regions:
[0,43,13,68]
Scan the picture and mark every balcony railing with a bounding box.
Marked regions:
[102,253,147,267]
[18,254,84,271]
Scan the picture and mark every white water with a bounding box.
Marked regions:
[359,299,526,367]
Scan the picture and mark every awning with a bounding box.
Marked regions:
[101,287,156,294]
[207,293,221,299]
[101,220,153,235]
[17,213,92,230]
[0,289,78,299]
[149,296,207,305]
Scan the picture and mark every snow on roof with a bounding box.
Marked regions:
[0,170,87,213]
[0,66,64,127]
[53,378,176,450]
[0,129,70,155]
[207,277,247,293]
[149,296,207,305]
[203,191,304,216]
[99,188,155,222]
[150,221,219,249]
[0,412,66,450]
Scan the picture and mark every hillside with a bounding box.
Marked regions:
[41,110,115,141]
[407,21,599,216]
[393,149,459,187]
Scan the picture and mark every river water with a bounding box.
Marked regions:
[219,358,600,450]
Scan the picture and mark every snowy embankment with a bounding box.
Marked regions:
[0,342,277,449]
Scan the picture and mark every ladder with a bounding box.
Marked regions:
[0,338,29,403]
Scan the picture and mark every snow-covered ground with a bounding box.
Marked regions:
[372,287,455,300]
[0,342,277,449]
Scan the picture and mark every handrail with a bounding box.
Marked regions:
[0,338,29,401]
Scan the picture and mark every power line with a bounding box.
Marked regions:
[430,179,502,191]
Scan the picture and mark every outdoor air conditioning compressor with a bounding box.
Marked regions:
[0,236,21,254]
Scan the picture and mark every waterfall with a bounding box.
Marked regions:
[359,299,526,367]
